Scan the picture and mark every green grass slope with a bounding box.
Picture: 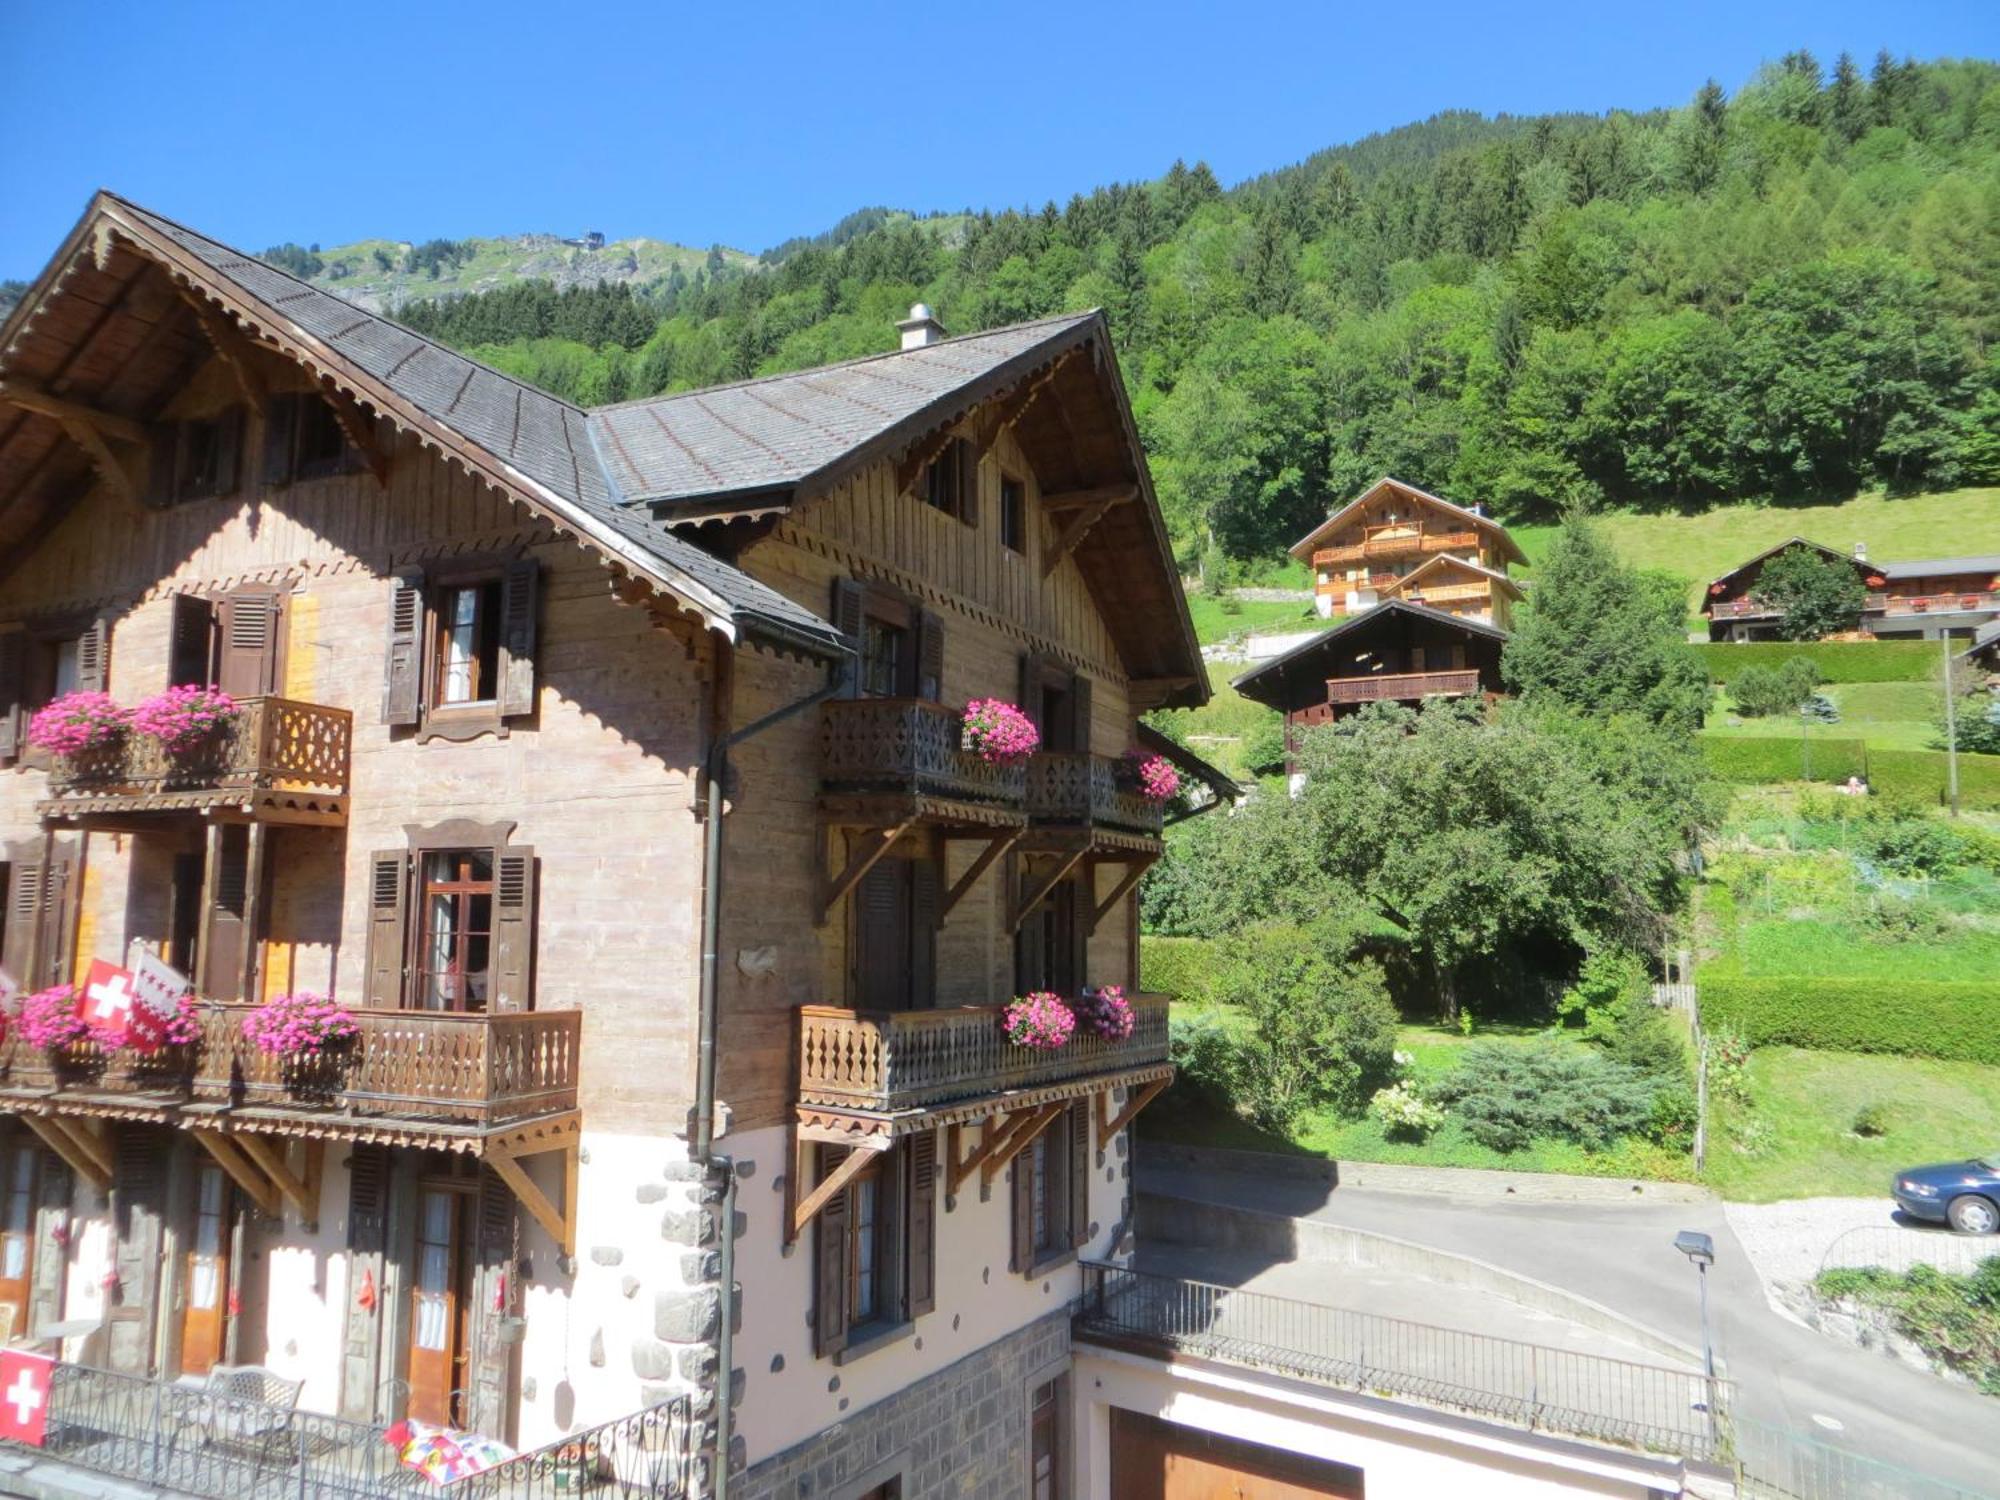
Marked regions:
[302,234,750,312]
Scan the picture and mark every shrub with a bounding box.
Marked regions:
[1701,975,2000,1064]
[1854,892,1955,945]
[1731,657,1822,717]
[1557,948,1649,1041]
[1369,1081,1446,1140]
[1867,749,2000,810]
[1429,1041,1660,1153]
[1813,1260,2000,1394]
[1691,641,1937,686]
[1859,814,1981,874]
[1140,937,1219,1007]
[1607,1005,1691,1081]
[1166,1012,1242,1108]
[1702,736,1868,787]
[1850,1102,1891,1138]
[1210,922,1399,1129]
[1646,1081,1700,1147]
[1705,1024,1752,1104]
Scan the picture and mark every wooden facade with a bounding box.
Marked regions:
[1288,477,1525,627]
[1703,537,2000,642]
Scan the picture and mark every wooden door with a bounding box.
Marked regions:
[0,1143,38,1340]
[177,1164,230,1376]
[1109,1409,1364,1500]
[408,1186,469,1426]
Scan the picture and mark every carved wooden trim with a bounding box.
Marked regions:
[1095,1076,1170,1150]
[401,817,518,850]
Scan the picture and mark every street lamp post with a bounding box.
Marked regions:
[1675,1229,1719,1443]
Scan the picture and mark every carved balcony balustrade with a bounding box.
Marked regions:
[1323,669,1483,706]
[1311,529,1483,568]
[1025,752,1163,841]
[819,697,1028,830]
[39,696,352,826]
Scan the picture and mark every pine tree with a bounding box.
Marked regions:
[1827,52,1869,144]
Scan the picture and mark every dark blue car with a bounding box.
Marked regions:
[1892,1154,2000,1234]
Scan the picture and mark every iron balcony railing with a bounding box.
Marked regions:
[820,697,1026,808]
[798,995,1171,1113]
[2,1361,696,1500]
[1075,1262,1726,1462]
[1024,752,1163,837]
[44,696,352,803]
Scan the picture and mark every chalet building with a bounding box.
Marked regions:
[1289,477,1525,627]
[1704,538,2000,642]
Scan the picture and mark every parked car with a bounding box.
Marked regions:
[1892,1155,2000,1233]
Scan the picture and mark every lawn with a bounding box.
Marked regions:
[1512,487,2000,610]
[1183,593,1317,648]
[1702,680,1948,754]
[1148,669,1284,782]
[1704,1046,2000,1202]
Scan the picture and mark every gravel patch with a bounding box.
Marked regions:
[1724,1196,1990,1292]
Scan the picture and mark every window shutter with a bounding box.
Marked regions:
[108,1132,167,1374]
[468,1166,518,1440]
[813,1148,850,1358]
[907,1130,937,1317]
[2,860,42,982]
[212,407,245,498]
[75,617,109,695]
[205,826,250,1003]
[853,860,909,1012]
[0,630,23,761]
[145,425,178,509]
[1065,880,1088,996]
[1070,673,1094,755]
[1013,865,1046,996]
[830,580,865,695]
[262,394,299,486]
[491,847,536,1013]
[217,587,282,699]
[958,441,980,525]
[1017,653,1045,735]
[347,1146,390,1252]
[1010,1137,1034,1272]
[42,843,79,991]
[497,560,540,720]
[340,1144,391,1422]
[1068,1100,1091,1249]
[382,570,424,726]
[168,595,217,689]
[29,1152,71,1340]
[909,853,939,1009]
[914,610,944,702]
[362,851,408,1008]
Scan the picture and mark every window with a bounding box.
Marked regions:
[1,619,106,760]
[1015,876,1082,998]
[813,1134,936,1360]
[1000,476,1028,554]
[861,614,906,700]
[846,1156,886,1328]
[417,849,495,1012]
[433,581,504,707]
[830,580,941,703]
[383,562,539,735]
[263,392,367,485]
[921,438,975,524]
[147,410,244,507]
[1011,1104,1086,1274]
[0,1143,38,1332]
[1029,1375,1069,1500]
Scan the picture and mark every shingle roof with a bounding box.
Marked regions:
[588,313,1099,508]
[1878,555,2000,580]
[1231,599,1508,700]
[1288,476,1527,565]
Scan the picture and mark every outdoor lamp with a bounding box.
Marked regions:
[1674,1230,1715,1268]
[1674,1229,1720,1441]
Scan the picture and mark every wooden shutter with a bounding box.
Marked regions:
[262,394,300,486]
[1,860,39,989]
[212,407,244,498]
[813,1148,850,1358]
[1070,673,1094,756]
[1014,862,1045,996]
[497,559,540,720]
[468,1166,518,1442]
[1017,653,1045,736]
[168,595,217,688]
[1010,1137,1034,1272]
[204,825,250,1003]
[909,854,939,1010]
[217,588,282,699]
[831,579,865,695]
[75,616,108,694]
[907,1131,937,1317]
[108,1132,168,1375]
[853,860,909,1012]
[1064,880,1088,995]
[40,843,79,991]
[363,851,409,1009]
[1068,1100,1091,1249]
[382,569,424,726]
[339,1145,391,1421]
[491,847,535,1013]
[145,425,179,508]
[0,630,23,761]
[29,1152,71,1340]
[958,441,980,525]
[914,609,944,702]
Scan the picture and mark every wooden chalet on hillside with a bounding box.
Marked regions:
[1705,537,2000,642]
[1289,476,1525,626]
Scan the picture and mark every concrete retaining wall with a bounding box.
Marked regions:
[1140,1142,1712,1205]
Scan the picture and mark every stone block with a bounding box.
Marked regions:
[590,1245,623,1266]
[631,1339,679,1381]
[635,1182,668,1204]
[655,1285,721,1342]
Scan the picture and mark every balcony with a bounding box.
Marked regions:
[819,697,1027,829]
[1312,529,1481,568]
[797,995,1171,1125]
[1324,669,1482,706]
[1397,582,1491,606]
[39,696,352,826]
[0,1005,581,1146]
[1025,752,1162,842]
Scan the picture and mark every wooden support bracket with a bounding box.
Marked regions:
[817,819,915,925]
[788,1136,885,1243]
[1087,854,1158,935]
[0,377,151,447]
[486,1138,578,1258]
[192,1131,281,1219]
[58,416,139,506]
[1008,844,1091,934]
[895,426,962,500]
[179,291,265,409]
[234,1132,319,1225]
[938,828,1024,926]
[946,1112,1010,1196]
[322,385,393,488]
[1041,490,1133,579]
[980,1102,1065,1190]
[23,1116,112,1196]
[1096,1078,1171,1150]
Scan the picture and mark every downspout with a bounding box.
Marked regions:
[694,632,848,1500]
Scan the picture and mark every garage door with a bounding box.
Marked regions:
[1110,1409,1365,1499]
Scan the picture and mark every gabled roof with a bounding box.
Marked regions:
[1702,537,1857,606]
[1288,476,1526,565]
[1231,599,1508,707]
[1703,539,2000,614]
[1380,552,1524,600]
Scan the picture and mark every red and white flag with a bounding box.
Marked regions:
[0,1348,53,1447]
[78,959,166,1054]
[130,949,192,1031]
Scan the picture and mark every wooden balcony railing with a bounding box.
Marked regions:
[1312,530,1481,567]
[1712,591,1999,620]
[820,698,1025,807]
[1025,753,1162,836]
[1324,669,1482,705]
[44,696,351,805]
[798,995,1171,1114]
[0,1006,581,1134]
[1398,582,1491,605]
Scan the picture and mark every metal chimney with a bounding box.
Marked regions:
[897,303,947,350]
[1853,541,1868,561]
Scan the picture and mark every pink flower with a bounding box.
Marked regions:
[241,992,360,1058]
[1130,753,1180,804]
[1072,985,1135,1041]
[131,684,240,754]
[961,699,1040,764]
[26,692,129,756]
[1002,992,1075,1050]
[16,984,122,1051]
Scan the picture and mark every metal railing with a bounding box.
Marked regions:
[1731,1413,1996,1500]
[1817,1224,1996,1280]
[6,1361,696,1499]
[1075,1262,1725,1461]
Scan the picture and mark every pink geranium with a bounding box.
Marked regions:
[961,699,1040,764]
[156,991,203,1047]
[17,985,118,1051]
[1002,992,1075,1050]
[1130,753,1180,803]
[1072,985,1135,1041]
[241,992,359,1058]
[26,692,129,756]
[131,684,240,754]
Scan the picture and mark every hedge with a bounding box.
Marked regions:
[1702,737,1868,786]
[1867,749,2000,810]
[1691,641,1939,685]
[1140,936,1220,1004]
[1701,975,2000,1065]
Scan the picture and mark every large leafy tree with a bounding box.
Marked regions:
[1750,543,1870,640]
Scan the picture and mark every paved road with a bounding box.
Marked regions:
[1142,1162,1998,1496]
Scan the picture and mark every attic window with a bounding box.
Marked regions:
[1000,476,1027,554]
[148,409,245,506]
[921,439,975,525]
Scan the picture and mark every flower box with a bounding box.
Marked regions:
[1001,992,1074,1050]
[27,693,129,757]
[961,699,1040,765]
[132,685,241,755]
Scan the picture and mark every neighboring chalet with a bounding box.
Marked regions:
[1289,476,1525,626]
[1705,538,2000,642]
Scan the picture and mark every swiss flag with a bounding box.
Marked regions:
[78,960,166,1054]
[0,1349,53,1447]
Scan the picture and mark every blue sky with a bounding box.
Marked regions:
[2,0,1995,280]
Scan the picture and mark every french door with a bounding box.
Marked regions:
[177,1164,231,1376]
[0,1144,38,1342]
[408,1185,472,1425]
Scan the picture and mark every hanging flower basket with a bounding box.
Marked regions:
[1128,753,1180,804]
[241,992,360,1059]
[131,685,241,755]
[1001,992,1074,1050]
[26,692,130,757]
[961,699,1039,764]
[1071,985,1135,1042]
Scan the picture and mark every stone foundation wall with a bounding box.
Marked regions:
[736,1309,1070,1500]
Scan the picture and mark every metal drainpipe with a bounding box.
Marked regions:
[694,637,847,1500]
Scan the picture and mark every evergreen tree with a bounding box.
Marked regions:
[1827,52,1869,144]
